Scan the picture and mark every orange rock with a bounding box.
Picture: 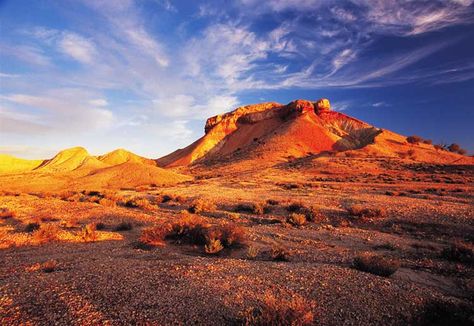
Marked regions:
[315,98,331,111]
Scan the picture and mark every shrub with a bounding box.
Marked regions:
[287,213,306,226]
[218,223,246,247]
[114,221,133,231]
[434,144,444,151]
[286,201,306,213]
[247,246,259,260]
[32,224,60,243]
[41,260,58,273]
[95,222,106,230]
[235,202,264,215]
[266,199,279,205]
[422,139,433,145]
[98,198,116,207]
[80,223,98,242]
[188,198,216,214]
[271,246,291,262]
[123,197,155,211]
[441,242,474,264]
[205,238,224,255]
[447,143,460,152]
[407,135,422,144]
[0,207,16,219]
[303,205,324,223]
[347,205,386,219]
[166,213,209,245]
[24,222,40,233]
[457,149,467,155]
[353,252,400,277]
[243,293,314,326]
[139,226,169,247]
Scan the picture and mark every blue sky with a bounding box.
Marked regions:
[1,0,473,159]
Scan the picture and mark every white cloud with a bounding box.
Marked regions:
[89,98,108,107]
[59,32,97,64]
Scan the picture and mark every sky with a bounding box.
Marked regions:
[0,0,473,159]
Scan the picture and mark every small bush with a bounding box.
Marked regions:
[218,223,246,247]
[0,207,16,219]
[139,226,169,247]
[80,223,98,242]
[32,224,60,243]
[98,198,116,207]
[24,222,40,233]
[303,205,324,223]
[271,246,291,262]
[347,205,386,219]
[114,221,133,231]
[166,213,209,245]
[422,139,433,145]
[407,135,422,144]
[123,197,155,211]
[188,198,216,214]
[441,242,474,264]
[353,252,400,277]
[287,213,306,226]
[247,246,259,260]
[447,143,461,152]
[243,293,314,326]
[205,238,224,255]
[266,199,279,205]
[41,260,58,273]
[286,201,306,213]
[434,144,444,151]
[95,222,106,230]
[235,202,264,215]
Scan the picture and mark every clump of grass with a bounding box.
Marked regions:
[0,207,16,219]
[160,193,187,203]
[235,202,264,215]
[243,292,314,326]
[114,221,133,231]
[204,238,224,255]
[80,223,98,242]
[441,242,474,264]
[123,197,155,211]
[24,222,40,233]
[347,205,386,219]
[98,198,116,207]
[217,223,246,247]
[271,246,291,262]
[41,260,58,273]
[353,252,400,277]
[138,226,169,247]
[32,224,60,243]
[303,205,324,223]
[247,246,259,260]
[166,212,209,245]
[287,213,306,226]
[95,222,106,230]
[188,198,217,214]
[286,201,306,213]
[406,135,422,144]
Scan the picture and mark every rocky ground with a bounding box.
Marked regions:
[0,156,473,325]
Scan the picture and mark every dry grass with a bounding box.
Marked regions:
[32,224,60,243]
[234,202,264,215]
[287,213,306,226]
[123,197,156,211]
[353,252,400,277]
[303,205,325,223]
[204,238,224,255]
[24,222,40,233]
[114,221,133,231]
[271,246,291,262]
[347,205,386,219]
[188,198,217,214]
[441,242,474,264]
[243,292,314,325]
[166,212,209,245]
[80,223,98,242]
[286,201,306,213]
[247,246,259,260]
[0,207,16,219]
[138,226,169,247]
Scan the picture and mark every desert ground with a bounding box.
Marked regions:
[1,154,473,325]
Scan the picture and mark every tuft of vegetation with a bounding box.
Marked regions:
[271,246,291,262]
[247,246,259,260]
[24,222,40,233]
[286,201,306,213]
[422,139,433,145]
[353,252,400,277]
[188,198,217,214]
[447,143,467,155]
[123,197,156,211]
[347,205,386,219]
[114,221,133,232]
[166,213,209,245]
[41,260,58,273]
[138,226,169,247]
[32,224,60,243]
[0,207,16,219]
[287,213,306,226]
[434,144,444,151]
[243,293,314,326]
[303,205,324,223]
[441,242,474,264]
[406,135,422,144]
[80,223,98,242]
[95,222,106,230]
[266,199,279,206]
[204,238,224,255]
[235,202,264,215]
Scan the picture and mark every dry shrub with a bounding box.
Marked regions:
[188,198,217,214]
[287,213,306,226]
[286,201,306,213]
[247,246,259,260]
[406,135,422,144]
[266,199,279,205]
[205,238,224,255]
[114,221,133,231]
[217,223,246,247]
[160,193,187,203]
[167,213,209,245]
[353,252,400,277]
[123,197,156,211]
[95,222,106,230]
[98,198,116,207]
[24,222,40,233]
[80,223,98,242]
[63,217,79,229]
[303,205,324,223]
[441,242,474,264]
[347,205,386,219]
[243,292,314,326]
[271,246,291,262]
[0,207,16,219]
[32,224,60,243]
[41,260,58,273]
[139,226,169,247]
[235,202,264,215]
